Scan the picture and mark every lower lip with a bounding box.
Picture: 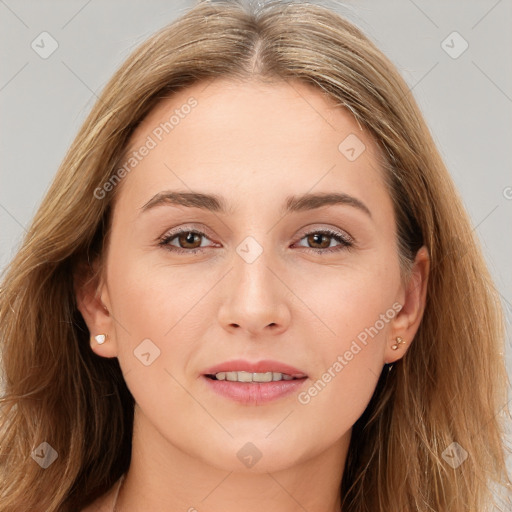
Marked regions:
[202,376,307,405]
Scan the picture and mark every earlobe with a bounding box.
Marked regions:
[88,331,118,358]
[74,262,118,358]
[385,246,430,363]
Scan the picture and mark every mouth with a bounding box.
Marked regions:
[204,371,305,382]
[201,359,308,405]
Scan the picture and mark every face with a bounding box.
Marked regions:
[84,78,426,474]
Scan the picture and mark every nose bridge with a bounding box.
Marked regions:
[218,233,290,334]
[232,235,280,309]
[235,243,273,295]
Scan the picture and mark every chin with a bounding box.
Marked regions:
[193,434,311,474]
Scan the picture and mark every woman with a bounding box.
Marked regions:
[0,1,510,510]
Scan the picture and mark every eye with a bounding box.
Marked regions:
[158,228,215,254]
[158,227,354,255]
[294,228,353,253]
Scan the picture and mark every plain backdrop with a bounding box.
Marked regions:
[1,0,511,494]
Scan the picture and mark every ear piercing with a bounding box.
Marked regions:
[94,334,107,345]
[391,336,406,350]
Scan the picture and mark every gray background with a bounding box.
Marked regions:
[1,0,511,500]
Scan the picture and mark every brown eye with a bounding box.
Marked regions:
[177,231,203,249]
[295,229,353,253]
[159,229,213,254]
[306,233,332,249]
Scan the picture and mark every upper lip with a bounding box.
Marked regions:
[202,359,307,378]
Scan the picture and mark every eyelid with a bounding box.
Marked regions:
[159,223,216,241]
[294,224,354,244]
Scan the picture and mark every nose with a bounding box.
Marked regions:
[217,247,291,337]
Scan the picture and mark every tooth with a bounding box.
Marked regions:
[237,371,253,382]
[253,372,273,382]
[214,371,298,382]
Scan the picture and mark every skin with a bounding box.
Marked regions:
[77,78,429,512]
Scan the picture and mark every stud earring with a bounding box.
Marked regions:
[391,336,406,350]
[94,334,107,345]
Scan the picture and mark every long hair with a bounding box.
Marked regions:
[0,1,510,510]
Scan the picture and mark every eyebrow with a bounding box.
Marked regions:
[140,190,372,218]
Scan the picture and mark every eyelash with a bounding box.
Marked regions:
[158,227,354,255]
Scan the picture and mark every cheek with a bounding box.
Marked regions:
[107,225,209,326]
[292,278,396,446]
[290,254,400,347]
[290,257,398,428]
[106,247,223,375]
[293,353,382,458]
[105,255,213,433]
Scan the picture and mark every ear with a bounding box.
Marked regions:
[74,259,119,359]
[385,245,430,364]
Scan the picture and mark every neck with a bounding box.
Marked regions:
[114,405,349,512]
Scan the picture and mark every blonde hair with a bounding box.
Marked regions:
[0,1,510,510]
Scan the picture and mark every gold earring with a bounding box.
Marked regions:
[391,336,406,350]
[94,334,107,345]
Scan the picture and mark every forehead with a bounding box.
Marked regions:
[114,77,389,216]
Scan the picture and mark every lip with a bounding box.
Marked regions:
[202,377,307,405]
[201,359,308,406]
[202,359,307,378]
